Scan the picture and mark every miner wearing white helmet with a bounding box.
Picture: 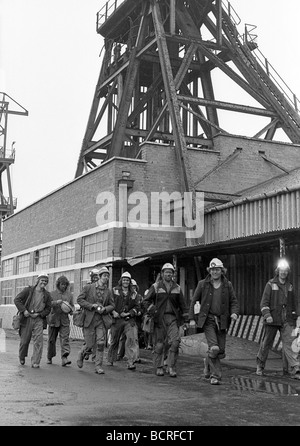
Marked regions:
[107,271,140,370]
[14,273,52,368]
[83,266,111,363]
[76,265,114,375]
[256,258,300,379]
[46,275,75,367]
[189,258,239,385]
[143,262,189,378]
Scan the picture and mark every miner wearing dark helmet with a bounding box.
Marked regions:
[46,275,75,367]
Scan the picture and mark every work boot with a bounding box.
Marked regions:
[107,361,113,366]
[210,377,220,385]
[31,363,40,369]
[19,358,25,365]
[47,358,52,364]
[156,367,164,376]
[127,363,136,370]
[62,356,71,367]
[95,367,105,374]
[168,367,177,378]
[77,352,84,369]
[203,358,210,378]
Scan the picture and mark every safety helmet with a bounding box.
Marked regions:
[161,263,175,272]
[37,273,49,281]
[98,266,110,276]
[89,268,100,277]
[121,271,131,279]
[277,259,290,271]
[208,258,224,269]
[61,301,73,314]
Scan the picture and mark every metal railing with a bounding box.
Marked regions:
[96,0,126,30]
[0,147,15,160]
[222,0,241,26]
[0,197,17,208]
[221,0,299,113]
[243,26,300,112]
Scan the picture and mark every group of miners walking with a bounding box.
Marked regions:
[14,256,300,384]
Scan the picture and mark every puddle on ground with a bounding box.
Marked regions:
[231,376,299,396]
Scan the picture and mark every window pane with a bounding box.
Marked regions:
[1,280,13,304]
[82,231,108,263]
[55,241,75,267]
[80,268,91,290]
[34,247,50,272]
[2,259,13,277]
[17,254,30,275]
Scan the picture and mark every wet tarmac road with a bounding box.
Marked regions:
[1,329,300,427]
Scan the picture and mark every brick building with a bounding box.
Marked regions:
[2,134,300,309]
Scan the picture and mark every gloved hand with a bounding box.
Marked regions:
[24,310,30,318]
[231,313,238,321]
[266,316,273,324]
[189,320,196,326]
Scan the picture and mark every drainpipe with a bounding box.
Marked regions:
[118,172,134,260]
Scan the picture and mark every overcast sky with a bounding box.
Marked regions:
[1,0,300,211]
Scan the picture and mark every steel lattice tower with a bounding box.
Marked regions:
[75,0,300,197]
[0,93,28,250]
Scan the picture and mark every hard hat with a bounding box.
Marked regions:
[121,271,131,279]
[98,266,110,276]
[131,279,137,286]
[161,263,175,272]
[89,268,100,277]
[277,259,290,270]
[37,273,49,281]
[208,258,224,269]
[61,301,73,314]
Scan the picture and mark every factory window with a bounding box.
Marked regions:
[15,277,32,295]
[2,258,13,277]
[34,247,50,271]
[54,270,74,293]
[55,240,75,267]
[1,280,13,304]
[16,253,30,275]
[80,267,91,289]
[82,231,108,263]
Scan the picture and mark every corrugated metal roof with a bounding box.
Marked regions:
[205,187,300,243]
